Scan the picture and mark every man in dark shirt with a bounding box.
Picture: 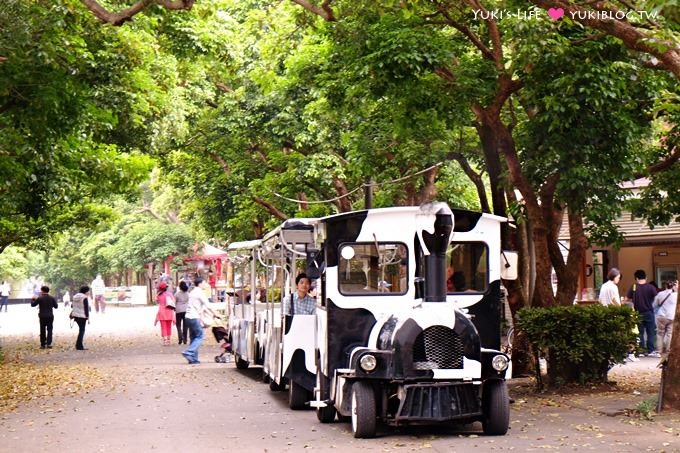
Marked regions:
[626,269,657,355]
[30,286,59,349]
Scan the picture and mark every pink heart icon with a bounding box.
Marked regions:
[548,7,565,20]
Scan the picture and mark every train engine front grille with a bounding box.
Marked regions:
[412,326,463,370]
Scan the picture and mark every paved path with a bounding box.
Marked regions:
[0,305,678,452]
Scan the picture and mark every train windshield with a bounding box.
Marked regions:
[338,243,408,295]
[446,242,489,293]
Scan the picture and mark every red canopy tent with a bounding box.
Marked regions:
[181,242,229,277]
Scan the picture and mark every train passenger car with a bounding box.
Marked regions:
[258,219,320,408]
[309,203,515,438]
[227,239,266,370]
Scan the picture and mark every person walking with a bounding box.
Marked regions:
[598,268,622,306]
[174,281,190,345]
[30,286,58,349]
[154,282,175,346]
[626,269,657,356]
[181,277,220,364]
[90,274,106,313]
[71,286,91,350]
[62,289,71,309]
[0,280,10,312]
[653,280,677,357]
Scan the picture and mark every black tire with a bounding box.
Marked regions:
[316,371,336,423]
[214,356,220,363]
[351,381,376,438]
[289,380,308,410]
[269,379,285,391]
[261,370,271,383]
[235,354,249,370]
[482,380,510,435]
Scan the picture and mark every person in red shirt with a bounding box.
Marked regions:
[155,283,176,346]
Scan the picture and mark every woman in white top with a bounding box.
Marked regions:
[654,280,677,355]
[598,268,622,307]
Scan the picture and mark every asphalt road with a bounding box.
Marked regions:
[0,305,678,452]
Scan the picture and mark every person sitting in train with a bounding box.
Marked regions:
[446,266,455,291]
[451,271,468,292]
[284,273,316,315]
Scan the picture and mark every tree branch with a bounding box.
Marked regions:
[79,0,195,26]
[252,196,288,220]
[448,151,491,213]
[636,144,680,178]
[531,0,680,79]
[289,0,336,21]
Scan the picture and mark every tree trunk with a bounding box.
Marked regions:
[554,211,588,306]
[662,301,680,410]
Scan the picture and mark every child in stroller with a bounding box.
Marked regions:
[212,325,232,363]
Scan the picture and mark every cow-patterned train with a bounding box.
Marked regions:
[227,202,517,438]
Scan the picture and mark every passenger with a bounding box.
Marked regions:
[285,273,316,315]
[446,266,455,291]
[451,271,467,292]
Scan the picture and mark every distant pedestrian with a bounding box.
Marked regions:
[91,274,106,313]
[626,269,657,355]
[174,281,190,345]
[653,280,677,357]
[31,275,43,300]
[0,280,10,312]
[30,286,58,349]
[181,277,220,364]
[71,286,91,350]
[62,289,71,308]
[154,282,175,346]
[598,268,621,306]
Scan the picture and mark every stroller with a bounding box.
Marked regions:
[212,325,232,363]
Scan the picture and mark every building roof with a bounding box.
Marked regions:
[559,211,680,245]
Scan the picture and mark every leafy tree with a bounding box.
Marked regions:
[0,0,164,253]
[0,247,29,286]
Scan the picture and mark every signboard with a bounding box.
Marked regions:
[104,286,148,305]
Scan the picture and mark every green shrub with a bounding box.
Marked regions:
[517,305,638,386]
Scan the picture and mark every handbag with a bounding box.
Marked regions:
[165,294,176,310]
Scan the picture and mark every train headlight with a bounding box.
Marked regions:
[359,354,377,372]
[492,354,509,371]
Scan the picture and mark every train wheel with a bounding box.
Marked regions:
[316,371,336,423]
[269,379,284,391]
[289,380,308,410]
[234,354,249,370]
[351,381,376,438]
[481,380,509,435]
